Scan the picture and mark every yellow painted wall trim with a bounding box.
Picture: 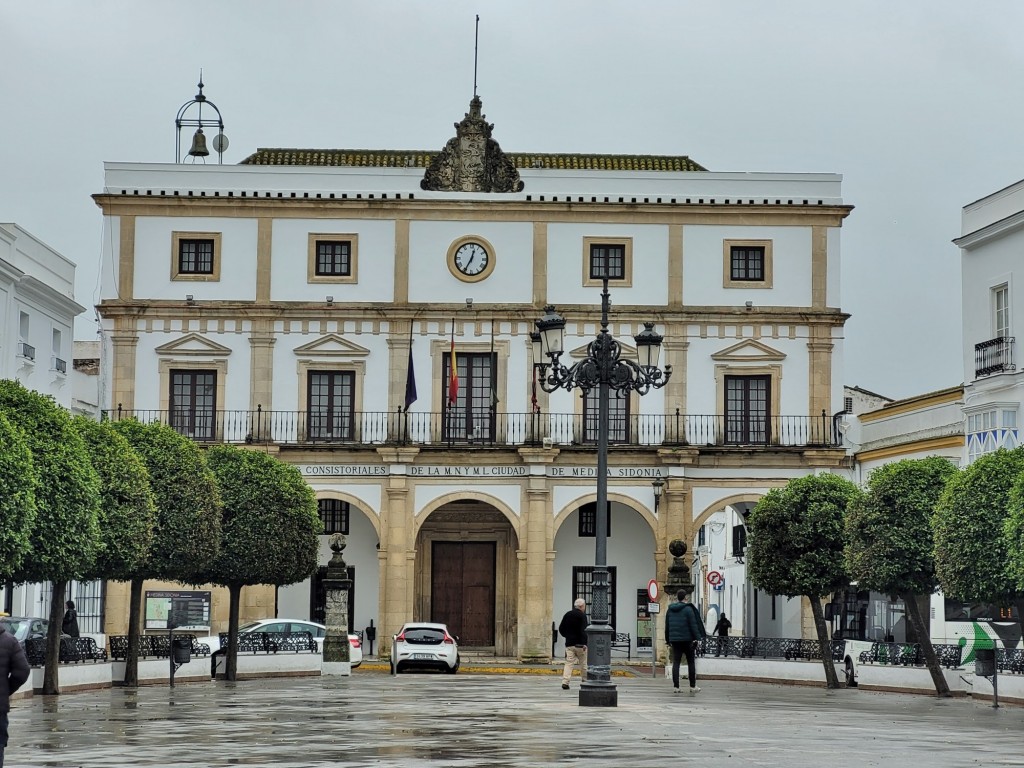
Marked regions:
[856,435,964,463]
[859,389,964,422]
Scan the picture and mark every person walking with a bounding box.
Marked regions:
[0,622,30,767]
[62,601,80,638]
[712,612,731,656]
[665,589,707,694]
[558,598,588,690]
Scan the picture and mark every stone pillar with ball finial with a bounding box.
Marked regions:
[322,533,353,676]
[664,539,693,598]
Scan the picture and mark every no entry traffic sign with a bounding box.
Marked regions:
[647,579,659,602]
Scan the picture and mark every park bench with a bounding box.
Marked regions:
[997,647,1024,673]
[66,636,107,662]
[858,642,921,666]
[610,633,631,660]
[22,636,107,666]
[932,643,962,669]
[217,631,316,654]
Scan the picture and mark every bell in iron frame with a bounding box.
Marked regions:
[188,128,210,158]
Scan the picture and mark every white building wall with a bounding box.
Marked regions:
[682,225,813,308]
[133,217,259,301]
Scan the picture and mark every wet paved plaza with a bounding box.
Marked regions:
[7,671,1024,767]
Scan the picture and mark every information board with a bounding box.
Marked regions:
[145,590,211,630]
[635,588,653,652]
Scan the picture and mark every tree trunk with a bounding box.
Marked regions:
[42,580,66,695]
[1014,597,1024,644]
[810,596,840,689]
[124,578,144,687]
[226,583,242,682]
[903,592,950,697]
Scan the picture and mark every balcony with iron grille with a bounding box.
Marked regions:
[975,336,1016,378]
[101,407,842,449]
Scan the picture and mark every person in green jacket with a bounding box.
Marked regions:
[664,589,707,694]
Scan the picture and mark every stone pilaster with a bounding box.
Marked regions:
[807,325,834,421]
[517,448,558,662]
[249,321,276,433]
[110,319,139,412]
[376,447,419,657]
[386,324,413,417]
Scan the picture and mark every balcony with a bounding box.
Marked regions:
[53,356,67,374]
[101,407,842,449]
[18,342,35,361]
[975,336,1015,377]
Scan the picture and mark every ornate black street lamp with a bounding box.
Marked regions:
[533,276,671,707]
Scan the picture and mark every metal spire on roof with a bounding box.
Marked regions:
[473,15,480,99]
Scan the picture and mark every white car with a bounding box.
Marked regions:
[390,622,459,674]
[205,619,362,667]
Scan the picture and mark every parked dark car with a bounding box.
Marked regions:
[0,616,49,647]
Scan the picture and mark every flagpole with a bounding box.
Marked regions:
[448,316,457,446]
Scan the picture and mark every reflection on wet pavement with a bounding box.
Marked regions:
[7,672,1024,767]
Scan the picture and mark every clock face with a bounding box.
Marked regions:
[454,242,489,276]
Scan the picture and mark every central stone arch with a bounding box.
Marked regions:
[414,493,520,656]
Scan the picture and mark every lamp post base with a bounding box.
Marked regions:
[579,681,618,707]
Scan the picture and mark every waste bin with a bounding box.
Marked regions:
[172,637,192,664]
[975,647,995,676]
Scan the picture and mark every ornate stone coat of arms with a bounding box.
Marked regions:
[421,96,524,193]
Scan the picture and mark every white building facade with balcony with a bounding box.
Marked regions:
[0,223,95,623]
[95,98,852,659]
[955,180,1023,464]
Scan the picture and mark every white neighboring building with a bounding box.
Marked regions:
[71,340,101,419]
[0,223,83,406]
[846,385,964,481]
[954,181,1023,463]
[0,223,88,620]
[843,384,892,416]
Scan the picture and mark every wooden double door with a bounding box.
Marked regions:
[430,541,496,647]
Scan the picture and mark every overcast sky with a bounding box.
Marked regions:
[3,1,1021,400]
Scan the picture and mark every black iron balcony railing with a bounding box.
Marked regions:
[101,406,841,449]
[18,342,35,361]
[53,356,67,374]
[975,336,1015,377]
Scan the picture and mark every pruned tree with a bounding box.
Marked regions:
[202,445,321,681]
[935,447,1024,638]
[747,472,859,688]
[845,457,958,696]
[0,410,37,579]
[0,380,101,695]
[111,419,222,686]
[73,418,157,580]
[1007,468,1024,610]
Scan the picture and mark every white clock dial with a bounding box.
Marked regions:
[454,242,489,275]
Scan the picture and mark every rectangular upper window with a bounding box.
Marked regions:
[316,241,352,276]
[993,284,1010,339]
[171,232,222,281]
[308,234,359,284]
[583,237,632,287]
[723,239,773,288]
